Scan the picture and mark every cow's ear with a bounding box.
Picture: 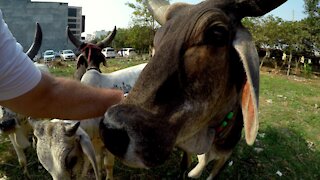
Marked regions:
[78,130,100,180]
[232,27,259,145]
[76,54,88,69]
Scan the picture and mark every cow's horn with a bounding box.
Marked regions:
[65,121,80,137]
[146,0,171,25]
[26,22,42,60]
[67,26,83,49]
[96,26,117,49]
[234,0,287,18]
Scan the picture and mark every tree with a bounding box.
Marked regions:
[243,16,285,49]
[128,25,153,52]
[126,0,154,27]
[243,15,313,74]
[126,0,170,53]
[97,26,153,53]
[304,0,320,18]
[303,0,320,49]
[112,28,130,49]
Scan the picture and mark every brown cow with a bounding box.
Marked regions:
[100,0,287,179]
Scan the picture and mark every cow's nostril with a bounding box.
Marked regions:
[99,120,129,158]
[0,118,16,132]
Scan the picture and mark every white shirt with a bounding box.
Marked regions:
[0,10,41,101]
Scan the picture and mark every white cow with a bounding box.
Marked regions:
[81,63,147,91]
[80,63,146,180]
[68,26,147,180]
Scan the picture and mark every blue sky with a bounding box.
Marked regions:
[264,0,306,21]
[175,0,306,21]
[32,0,306,35]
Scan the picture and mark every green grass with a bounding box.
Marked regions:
[0,59,319,179]
[0,134,51,180]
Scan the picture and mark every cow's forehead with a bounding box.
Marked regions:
[154,7,231,49]
[34,121,60,137]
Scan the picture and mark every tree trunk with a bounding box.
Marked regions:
[259,56,266,69]
[286,52,293,76]
[260,50,270,69]
[294,59,299,75]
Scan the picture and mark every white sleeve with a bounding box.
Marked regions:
[0,10,42,101]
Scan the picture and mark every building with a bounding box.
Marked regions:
[0,0,85,56]
[68,6,84,40]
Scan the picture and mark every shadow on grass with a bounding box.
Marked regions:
[218,126,320,180]
[113,149,185,180]
[1,125,319,179]
[112,126,320,180]
[0,138,50,180]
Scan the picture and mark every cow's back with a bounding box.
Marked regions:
[81,63,147,92]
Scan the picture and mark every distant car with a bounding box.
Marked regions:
[60,49,76,61]
[102,47,116,58]
[54,51,61,58]
[123,48,137,57]
[43,50,55,61]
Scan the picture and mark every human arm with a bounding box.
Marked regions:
[0,9,123,119]
[0,72,123,120]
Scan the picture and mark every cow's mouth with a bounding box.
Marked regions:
[100,104,178,168]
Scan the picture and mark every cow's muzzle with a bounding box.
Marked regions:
[100,104,177,168]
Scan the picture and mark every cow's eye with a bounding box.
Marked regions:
[204,25,229,46]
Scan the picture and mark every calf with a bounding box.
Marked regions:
[29,119,100,180]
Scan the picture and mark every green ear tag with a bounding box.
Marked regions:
[227,112,234,120]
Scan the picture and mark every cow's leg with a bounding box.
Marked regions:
[81,158,90,178]
[9,134,31,179]
[206,152,232,180]
[188,153,211,179]
[94,147,104,178]
[179,151,192,179]
[188,145,232,180]
[104,150,114,180]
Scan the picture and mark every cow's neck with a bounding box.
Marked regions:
[87,66,101,73]
[212,110,238,143]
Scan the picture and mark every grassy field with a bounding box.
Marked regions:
[0,57,319,179]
